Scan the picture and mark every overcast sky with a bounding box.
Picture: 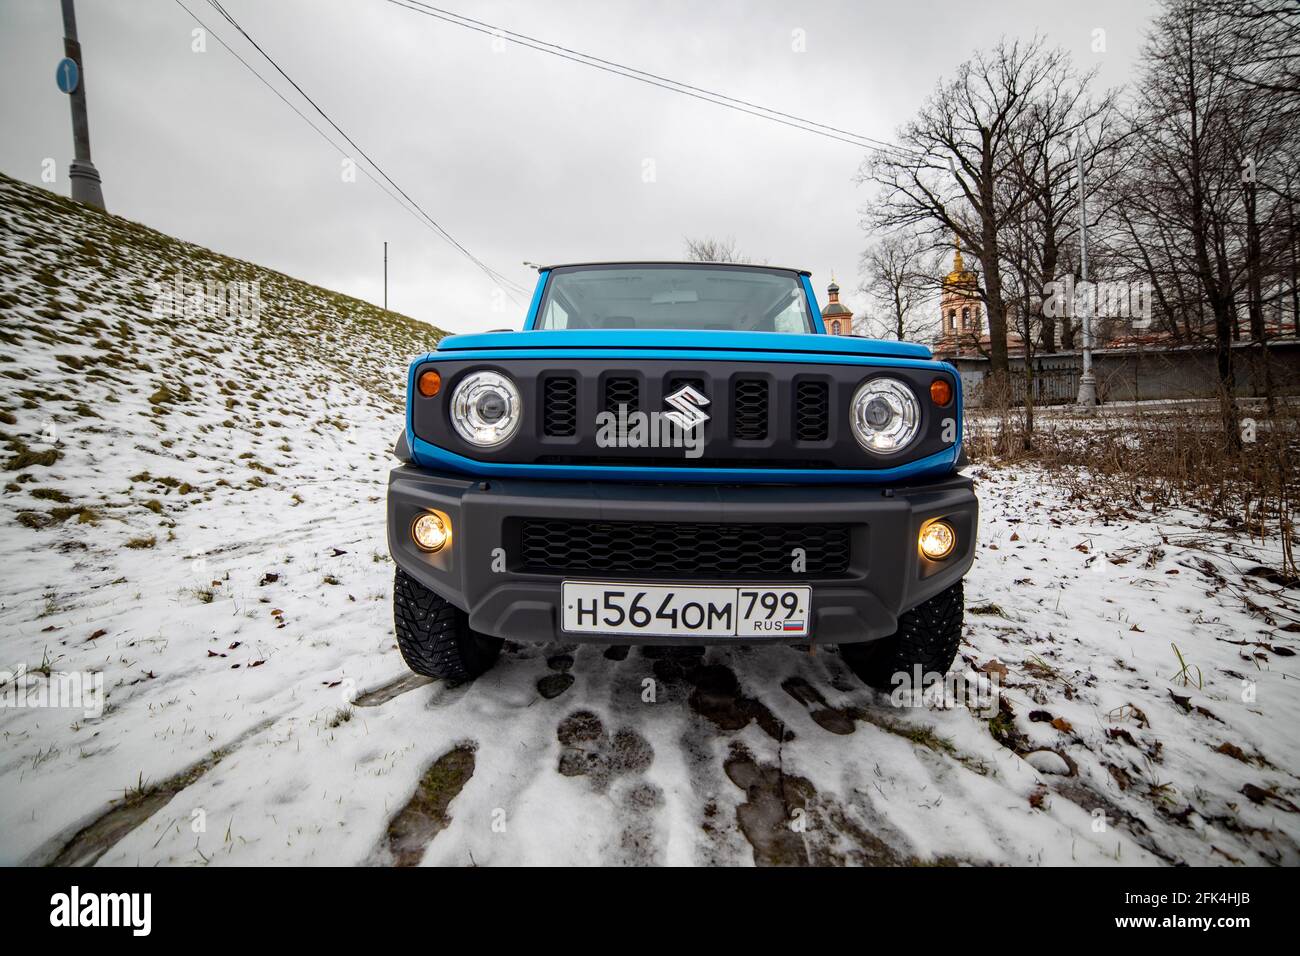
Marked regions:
[1,0,1156,334]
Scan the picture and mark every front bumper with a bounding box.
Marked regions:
[387,468,978,646]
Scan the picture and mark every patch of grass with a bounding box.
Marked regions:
[871,718,957,755]
[327,708,353,729]
[49,505,100,525]
[30,487,71,503]
[1169,642,1204,690]
[4,439,61,471]
[968,404,1299,577]
[986,699,1031,754]
[31,647,61,678]
[148,382,192,408]
[125,535,156,549]
[38,592,64,618]
[143,499,163,513]
[17,510,51,529]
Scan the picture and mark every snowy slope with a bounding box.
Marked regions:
[1,175,1298,867]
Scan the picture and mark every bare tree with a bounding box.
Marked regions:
[1200,0,1300,110]
[858,36,1078,397]
[1118,0,1300,444]
[858,231,940,341]
[1008,71,1125,353]
[683,236,749,263]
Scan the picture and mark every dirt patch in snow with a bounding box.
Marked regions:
[353,673,433,708]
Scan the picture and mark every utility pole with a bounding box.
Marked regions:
[60,0,105,210]
[383,241,388,310]
[1074,136,1097,409]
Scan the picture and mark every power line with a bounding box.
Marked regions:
[383,0,925,160]
[172,0,444,246]
[206,0,527,297]
[197,0,528,299]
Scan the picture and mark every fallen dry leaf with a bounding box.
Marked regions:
[981,659,1009,679]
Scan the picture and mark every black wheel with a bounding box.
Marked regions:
[840,581,964,690]
[393,567,503,680]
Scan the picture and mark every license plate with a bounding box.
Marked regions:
[561,582,811,637]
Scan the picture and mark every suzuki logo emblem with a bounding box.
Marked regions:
[663,384,710,430]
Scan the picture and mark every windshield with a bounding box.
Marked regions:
[536,265,815,333]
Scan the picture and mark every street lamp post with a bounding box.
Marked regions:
[60,0,105,209]
[1074,136,1097,409]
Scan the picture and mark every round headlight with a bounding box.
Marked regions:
[850,378,921,453]
[450,371,522,447]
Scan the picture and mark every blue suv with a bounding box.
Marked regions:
[387,262,977,687]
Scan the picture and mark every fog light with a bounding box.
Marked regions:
[412,513,450,552]
[919,520,956,560]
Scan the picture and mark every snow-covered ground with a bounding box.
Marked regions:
[2,175,1298,866]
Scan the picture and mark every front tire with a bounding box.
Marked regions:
[393,567,503,681]
[839,581,964,690]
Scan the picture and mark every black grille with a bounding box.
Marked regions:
[605,376,639,413]
[542,377,577,437]
[732,378,769,440]
[795,381,829,441]
[517,519,851,578]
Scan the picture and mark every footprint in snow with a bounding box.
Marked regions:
[780,675,860,735]
[555,710,653,794]
[375,742,477,867]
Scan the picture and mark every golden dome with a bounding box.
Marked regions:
[943,236,978,289]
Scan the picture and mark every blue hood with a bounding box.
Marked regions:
[436,328,932,360]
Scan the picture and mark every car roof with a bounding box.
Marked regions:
[538,261,812,277]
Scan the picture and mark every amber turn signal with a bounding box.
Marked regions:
[417,369,442,397]
[929,377,953,407]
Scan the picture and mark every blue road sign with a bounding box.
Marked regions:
[56,57,79,94]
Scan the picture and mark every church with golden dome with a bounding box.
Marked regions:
[932,238,1023,359]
